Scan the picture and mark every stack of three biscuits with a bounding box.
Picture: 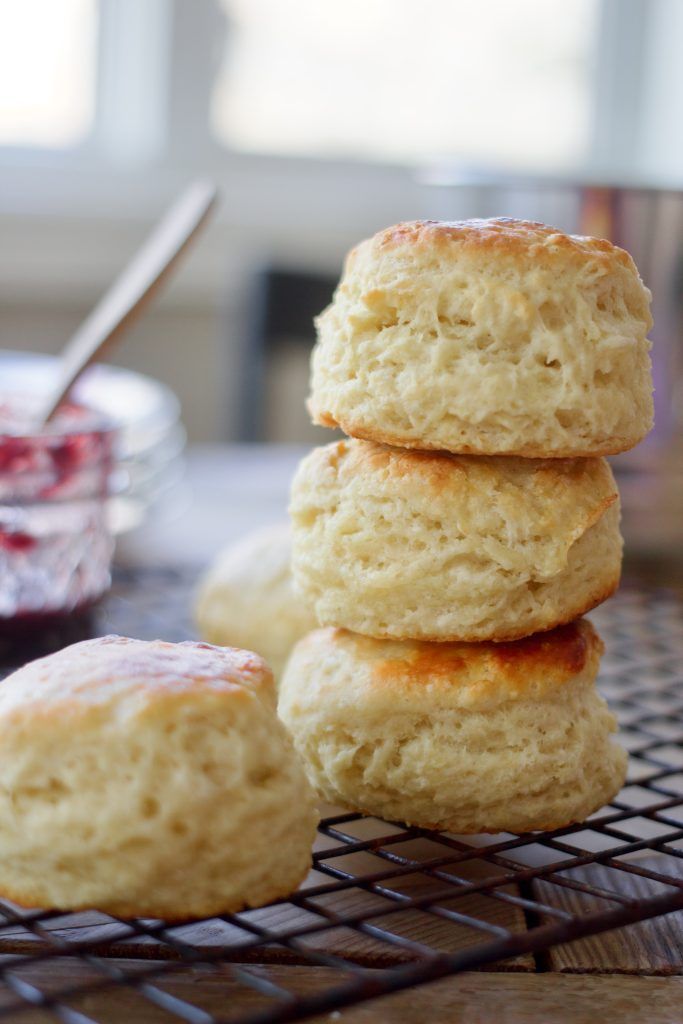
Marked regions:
[280,219,654,835]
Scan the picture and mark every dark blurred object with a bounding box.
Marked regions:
[578,185,683,449]
[238,267,337,442]
[0,609,96,668]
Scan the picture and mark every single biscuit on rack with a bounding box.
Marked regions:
[309,218,653,457]
[0,636,318,919]
[279,621,626,834]
[290,439,622,642]
[195,524,316,679]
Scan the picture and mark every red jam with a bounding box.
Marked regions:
[0,395,116,631]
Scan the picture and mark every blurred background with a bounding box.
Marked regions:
[1,0,682,564]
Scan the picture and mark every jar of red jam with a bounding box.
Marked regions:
[0,397,117,630]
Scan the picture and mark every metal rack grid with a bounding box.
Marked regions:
[0,568,681,1023]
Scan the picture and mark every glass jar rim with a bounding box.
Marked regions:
[0,393,119,444]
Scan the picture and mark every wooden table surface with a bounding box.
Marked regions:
[22,446,683,1022]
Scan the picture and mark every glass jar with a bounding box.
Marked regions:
[0,398,117,630]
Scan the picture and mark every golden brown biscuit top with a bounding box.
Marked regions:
[297,620,603,709]
[371,621,593,683]
[306,438,618,530]
[348,217,635,272]
[0,636,273,723]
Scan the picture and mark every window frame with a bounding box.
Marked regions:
[0,0,675,239]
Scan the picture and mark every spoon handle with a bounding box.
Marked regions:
[38,179,218,425]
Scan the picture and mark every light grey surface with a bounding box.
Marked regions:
[116,443,307,569]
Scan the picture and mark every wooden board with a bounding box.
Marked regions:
[533,855,683,973]
[0,962,682,1024]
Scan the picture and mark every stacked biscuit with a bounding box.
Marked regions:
[280,219,654,834]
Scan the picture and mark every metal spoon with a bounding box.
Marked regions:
[36,179,218,425]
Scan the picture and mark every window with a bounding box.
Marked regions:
[211,0,598,172]
[0,0,96,148]
[0,1,680,197]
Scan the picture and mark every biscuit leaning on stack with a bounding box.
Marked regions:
[280,218,654,834]
[195,524,316,680]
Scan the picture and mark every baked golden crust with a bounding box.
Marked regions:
[0,636,317,918]
[279,623,627,834]
[297,620,602,709]
[290,439,623,642]
[308,408,644,460]
[0,636,274,729]
[314,438,619,514]
[309,217,653,457]
[354,218,637,271]
[372,619,598,688]
[338,569,620,644]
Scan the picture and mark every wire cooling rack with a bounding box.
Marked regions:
[0,568,681,1023]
